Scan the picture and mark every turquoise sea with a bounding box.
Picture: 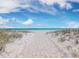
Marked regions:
[0,28,77,30]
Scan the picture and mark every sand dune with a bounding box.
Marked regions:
[0,30,79,58]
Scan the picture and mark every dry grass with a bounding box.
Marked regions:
[0,30,24,52]
[47,28,79,58]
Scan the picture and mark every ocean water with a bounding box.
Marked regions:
[0,28,65,30]
[0,28,78,31]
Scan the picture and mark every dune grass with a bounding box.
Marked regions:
[0,30,24,52]
[60,28,79,33]
[47,28,79,58]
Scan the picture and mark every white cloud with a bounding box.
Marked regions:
[0,0,20,13]
[73,9,79,12]
[0,25,13,28]
[0,0,67,14]
[0,0,34,13]
[54,20,79,28]
[65,3,72,10]
[66,21,79,28]
[0,0,78,14]
[0,17,9,24]
[22,19,34,25]
[39,0,72,9]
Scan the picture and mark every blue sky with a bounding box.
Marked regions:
[0,0,79,28]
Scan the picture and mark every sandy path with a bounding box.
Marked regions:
[22,31,66,58]
[0,30,72,58]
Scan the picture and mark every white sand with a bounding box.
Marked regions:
[0,30,79,58]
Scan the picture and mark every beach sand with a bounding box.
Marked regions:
[0,30,79,58]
